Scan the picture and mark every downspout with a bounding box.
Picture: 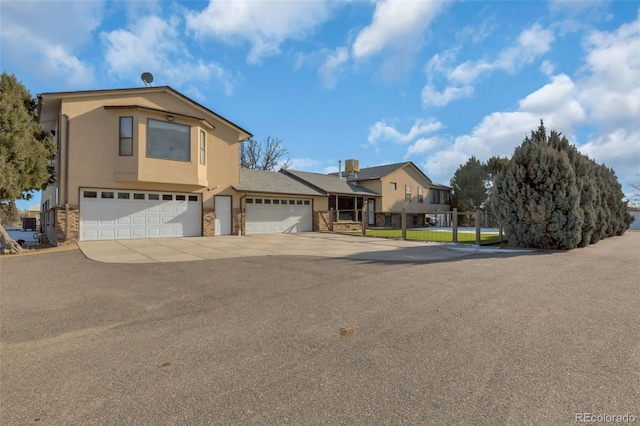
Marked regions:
[63,114,70,242]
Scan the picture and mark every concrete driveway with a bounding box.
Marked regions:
[77,232,480,263]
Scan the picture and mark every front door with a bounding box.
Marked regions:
[367,199,375,226]
[214,196,232,235]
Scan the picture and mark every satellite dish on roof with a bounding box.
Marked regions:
[141,72,154,87]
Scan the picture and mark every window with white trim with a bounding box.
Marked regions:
[199,129,206,165]
[119,117,133,156]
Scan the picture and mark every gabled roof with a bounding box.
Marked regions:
[329,161,451,189]
[37,86,252,141]
[234,169,325,197]
[281,169,380,196]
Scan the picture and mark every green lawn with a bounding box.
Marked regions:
[345,229,504,245]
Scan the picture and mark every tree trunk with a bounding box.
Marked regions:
[0,226,23,254]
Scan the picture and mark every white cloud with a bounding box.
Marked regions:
[497,23,555,72]
[186,1,334,64]
[420,13,640,193]
[288,158,320,170]
[405,136,446,158]
[422,84,474,107]
[352,0,446,59]
[0,0,104,88]
[422,24,554,107]
[423,73,587,182]
[448,23,555,85]
[102,15,236,95]
[457,17,496,45]
[580,129,640,190]
[577,15,640,130]
[368,118,444,146]
[548,0,609,17]
[318,47,349,89]
[447,60,494,85]
[540,60,555,76]
[420,23,555,108]
[519,74,586,124]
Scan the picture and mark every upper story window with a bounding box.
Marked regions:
[418,186,424,203]
[199,129,206,165]
[119,117,133,156]
[390,182,397,190]
[405,184,412,203]
[147,119,190,162]
[430,189,451,204]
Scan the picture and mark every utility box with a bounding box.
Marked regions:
[345,159,360,173]
[22,217,37,231]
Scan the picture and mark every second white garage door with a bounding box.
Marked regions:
[245,197,312,234]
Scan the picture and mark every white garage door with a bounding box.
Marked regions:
[80,188,201,240]
[245,197,312,234]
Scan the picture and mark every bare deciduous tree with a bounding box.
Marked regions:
[630,176,640,206]
[240,136,291,171]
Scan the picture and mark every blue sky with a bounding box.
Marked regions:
[2,0,639,210]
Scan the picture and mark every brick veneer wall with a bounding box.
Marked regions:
[332,222,362,232]
[233,208,244,235]
[203,207,215,236]
[315,211,331,232]
[55,205,79,245]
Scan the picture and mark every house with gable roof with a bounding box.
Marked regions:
[36,84,448,245]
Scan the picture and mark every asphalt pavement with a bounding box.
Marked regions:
[1,232,639,425]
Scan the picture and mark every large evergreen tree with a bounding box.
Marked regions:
[450,156,489,211]
[493,121,631,249]
[0,72,56,252]
[547,130,598,247]
[492,122,583,249]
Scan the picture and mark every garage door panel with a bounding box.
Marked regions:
[116,229,132,238]
[132,216,146,225]
[80,189,201,241]
[131,228,147,238]
[147,228,161,237]
[246,199,311,235]
[83,203,99,214]
[117,217,131,225]
[83,229,99,239]
[99,229,116,239]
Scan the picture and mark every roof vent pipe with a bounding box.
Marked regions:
[338,160,342,179]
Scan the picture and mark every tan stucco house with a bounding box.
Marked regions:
[327,161,451,227]
[37,86,449,245]
[37,86,257,245]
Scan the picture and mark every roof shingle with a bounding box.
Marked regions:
[282,170,380,196]
[234,169,325,196]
